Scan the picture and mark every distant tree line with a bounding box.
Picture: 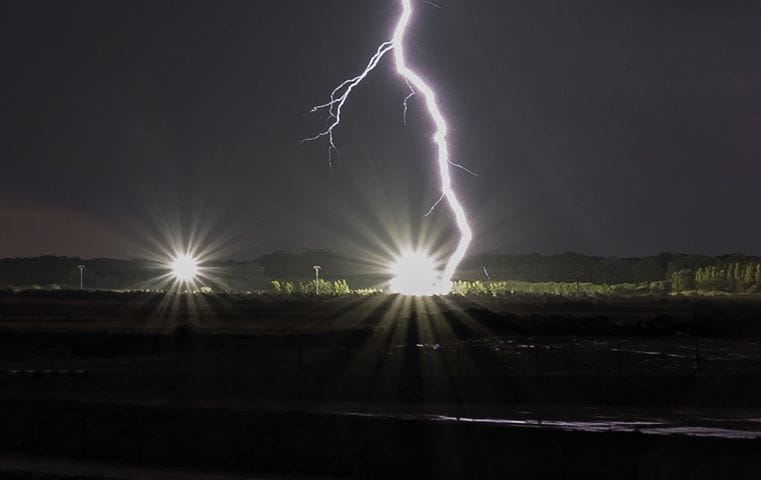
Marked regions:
[671,262,761,294]
[270,279,352,295]
[450,280,665,298]
[0,256,265,291]
[3,251,761,296]
[459,252,672,283]
[461,252,761,285]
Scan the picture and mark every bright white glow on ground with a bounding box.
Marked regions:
[169,253,199,283]
[389,251,444,296]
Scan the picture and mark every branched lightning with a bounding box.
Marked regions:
[402,79,415,126]
[299,41,393,167]
[302,0,473,294]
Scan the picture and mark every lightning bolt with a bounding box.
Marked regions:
[302,0,472,295]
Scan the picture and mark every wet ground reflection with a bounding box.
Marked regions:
[332,406,761,439]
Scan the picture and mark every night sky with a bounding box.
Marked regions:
[2,0,760,259]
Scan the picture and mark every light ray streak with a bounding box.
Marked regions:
[302,0,472,294]
[482,265,491,280]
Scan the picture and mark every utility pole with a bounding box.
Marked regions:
[78,265,85,289]
[313,265,321,295]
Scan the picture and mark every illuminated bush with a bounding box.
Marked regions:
[451,280,656,298]
[269,279,352,295]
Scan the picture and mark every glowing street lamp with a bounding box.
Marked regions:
[313,265,321,295]
[77,265,85,289]
[169,253,200,285]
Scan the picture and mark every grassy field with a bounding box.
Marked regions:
[1,290,761,478]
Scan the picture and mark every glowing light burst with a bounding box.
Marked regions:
[302,0,473,295]
[169,253,200,283]
[389,250,440,296]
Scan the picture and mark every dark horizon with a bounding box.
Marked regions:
[3,0,761,259]
[2,248,761,263]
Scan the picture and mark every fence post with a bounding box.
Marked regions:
[456,345,461,374]
[79,416,86,459]
[190,420,197,468]
[28,415,36,454]
[136,419,144,464]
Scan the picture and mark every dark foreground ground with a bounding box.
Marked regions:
[1,291,761,479]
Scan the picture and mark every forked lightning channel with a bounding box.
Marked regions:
[302,0,472,294]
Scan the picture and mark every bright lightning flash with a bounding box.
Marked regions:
[389,250,440,296]
[169,253,200,284]
[302,0,473,295]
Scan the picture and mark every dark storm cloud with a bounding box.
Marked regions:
[0,201,130,258]
[1,0,760,258]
